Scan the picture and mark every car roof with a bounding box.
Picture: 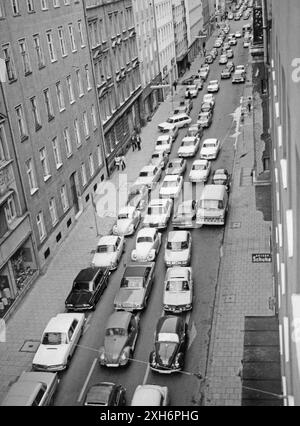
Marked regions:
[106,311,132,329]
[74,267,102,283]
[97,235,119,245]
[166,266,189,280]
[140,165,156,172]
[203,138,218,144]
[200,184,226,200]
[157,315,183,334]
[132,385,165,406]
[215,168,228,174]
[177,199,194,209]
[149,198,168,206]
[124,265,151,278]
[167,230,189,242]
[163,174,180,182]
[209,80,218,83]
[157,135,171,141]
[85,383,115,405]
[44,313,83,334]
[182,136,196,142]
[119,206,136,215]
[137,227,157,238]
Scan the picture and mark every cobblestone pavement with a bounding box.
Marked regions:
[203,62,274,406]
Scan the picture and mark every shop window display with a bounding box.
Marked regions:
[11,245,36,293]
[0,271,12,317]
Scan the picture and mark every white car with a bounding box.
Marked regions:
[235,31,242,38]
[214,39,222,48]
[131,385,169,406]
[200,138,221,160]
[185,84,198,98]
[189,159,211,183]
[159,175,183,199]
[158,122,179,141]
[150,150,169,172]
[164,230,192,267]
[32,313,85,371]
[142,198,173,229]
[92,235,125,270]
[199,67,209,81]
[134,165,161,189]
[158,113,192,131]
[203,93,215,107]
[155,135,173,154]
[219,54,228,65]
[163,267,193,313]
[131,227,162,262]
[177,136,200,158]
[226,49,234,58]
[112,206,141,236]
[207,80,220,93]
[236,65,246,75]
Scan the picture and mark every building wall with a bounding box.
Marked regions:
[184,0,204,60]
[269,0,300,406]
[0,0,107,270]
[172,0,189,75]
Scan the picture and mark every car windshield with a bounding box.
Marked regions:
[73,281,90,291]
[199,113,208,119]
[202,104,210,110]
[167,241,188,250]
[214,174,227,181]
[97,244,115,253]
[106,328,126,337]
[177,205,192,215]
[167,118,174,123]
[152,154,159,160]
[203,142,216,148]
[203,96,212,102]
[147,206,165,215]
[163,180,178,188]
[166,280,189,291]
[200,200,222,209]
[193,164,206,170]
[139,171,151,177]
[121,277,144,289]
[118,213,130,220]
[158,333,179,343]
[156,140,167,146]
[42,332,67,345]
[129,187,141,196]
[210,81,218,84]
[182,140,195,147]
[137,236,153,243]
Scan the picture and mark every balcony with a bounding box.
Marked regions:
[0,160,14,198]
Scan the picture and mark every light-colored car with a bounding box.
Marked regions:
[227,49,234,58]
[131,385,169,406]
[164,230,192,267]
[228,37,237,46]
[203,93,215,107]
[187,124,204,140]
[189,159,211,183]
[185,84,198,98]
[131,228,162,262]
[232,70,246,83]
[236,64,246,74]
[221,67,232,79]
[235,31,242,38]
[113,206,141,236]
[160,175,183,199]
[92,235,125,270]
[199,67,209,81]
[223,42,230,50]
[200,138,221,160]
[163,267,193,313]
[243,40,250,48]
[126,184,149,211]
[150,150,169,172]
[207,80,220,93]
[142,198,173,229]
[177,136,200,157]
[197,111,213,128]
[158,122,179,141]
[219,54,228,65]
[134,165,161,189]
[158,113,192,131]
[32,313,85,371]
[201,102,214,113]
[214,39,222,48]
[172,200,197,229]
[166,157,187,176]
[155,135,173,154]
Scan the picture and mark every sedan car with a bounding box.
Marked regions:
[134,165,161,189]
[207,80,220,93]
[32,313,85,371]
[114,263,155,311]
[189,159,211,183]
[187,124,204,140]
[177,136,200,157]
[203,93,215,107]
[228,37,237,46]
[185,84,199,98]
[164,230,192,267]
[212,168,231,191]
[92,235,125,270]
[155,135,173,154]
[150,150,169,172]
[163,267,193,313]
[84,383,126,406]
[235,31,242,38]
[158,122,179,141]
[205,54,214,64]
[199,67,209,81]
[221,67,232,79]
[131,385,169,406]
[159,175,183,199]
[214,39,222,48]
[219,54,228,65]
[126,184,149,211]
[131,228,161,262]
[197,111,213,128]
[65,267,110,312]
[99,311,139,367]
[149,315,188,374]
[201,101,214,113]
[142,198,173,229]
[232,70,246,83]
[181,75,198,85]
[227,49,234,58]
[200,138,221,160]
[172,200,197,229]
[113,206,141,236]
[166,157,187,176]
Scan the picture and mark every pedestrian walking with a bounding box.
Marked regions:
[187,61,191,71]
[187,90,192,100]
[136,134,142,151]
[131,133,137,151]
[115,156,121,171]
[173,80,178,92]
[247,97,252,114]
[121,155,126,170]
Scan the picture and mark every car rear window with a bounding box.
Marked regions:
[121,277,144,289]
[97,245,115,253]
[167,241,188,250]
[106,328,126,337]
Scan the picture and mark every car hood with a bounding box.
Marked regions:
[115,219,133,234]
[172,214,193,224]
[165,249,189,262]
[164,291,192,306]
[201,147,217,155]
[92,252,117,267]
[160,186,179,196]
[135,176,153,186]
[168,167,182,175]
[104,336,127,362]
[65,291,93,307]
[143,214,166,225]
[178,146,195,154]
[189,170,208,179]
[155,342,178,368]
[114,288,146,308]
[134,242,153,257]
[158,122,170,129]
[33,344,68,367]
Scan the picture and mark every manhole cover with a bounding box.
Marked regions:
[224,295,236,303]
[230,222,241,229]
[20,340,40,353]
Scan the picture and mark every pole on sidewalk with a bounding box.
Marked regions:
[91,194,100,237]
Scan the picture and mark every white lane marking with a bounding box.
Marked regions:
[220,245,223,258]
[142,363,151,385]
[77,357,97,403]
[188,321,197,350]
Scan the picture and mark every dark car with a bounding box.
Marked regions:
[212,168,231,191]
[84,383,126,406]
[182,75,198,85]
[65,267,110,311]
[114,263,155,311]
[205,54,214,64]
[149,315,188,374]
[126,184,150,211]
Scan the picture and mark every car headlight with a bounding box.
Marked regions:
[110,261,117,269]
[150,352,157,366]
[174,353,181,368]
[147,250,155,261]
[131,250,137,260]
[99,348,106,361]
[185,304,192,310]
[119,349,130,365]
[128,224,134,232]
[113,225,118,233]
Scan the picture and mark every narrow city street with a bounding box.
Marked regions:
[53,19,250,406]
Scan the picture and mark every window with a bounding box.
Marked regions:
[30,96,42,130]
[0,125,8,164]
[39,147,51,180]
[58,27,67,57]
[81,163,87,186]
[36,211,46,242]
[66,75,75,103]
[26,159,38,194]
[4,195,16,224]
[27,0,35,12]
[75,69,83,97]
[60,185,69,212]
[19,39,32,75]
[85,64,92,91]
[52,137,62,168]
[33,34,45,68]
[11,0,20,15]
[91,105,97,128]
[56,81,65,111]
[46,31,57,62]
[68,24,77,52]
[97,145,103,166]
[49,197,58,226]
[43,88,54,120]
[74,119,81,146]
[78,20,86,47]
[2,44,17,81]
[83,111,89,138]
[15,105,28,140]
[41,0,48,10]
[63,127,72,157]
[89,153,94,176]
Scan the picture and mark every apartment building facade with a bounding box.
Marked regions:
[84,0,142,174]
[184,0,204,62]
[132,0,161,124]
[172,0,189,77]
[0,0,107,270]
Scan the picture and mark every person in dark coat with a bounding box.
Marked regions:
[136,134,142,151]
[131,133,137,151]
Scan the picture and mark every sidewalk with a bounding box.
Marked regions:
[203,63,274,406]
